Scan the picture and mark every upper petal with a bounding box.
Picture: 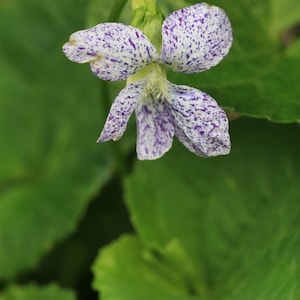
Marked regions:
[167,83,230,157]
[135,94,175,160]
[160,3,233,73]
[97,80,147,142]
[62,23,158,81]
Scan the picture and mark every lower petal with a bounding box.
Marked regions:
[97,80,146,142]
[167,83,230,157]
[135,95,175,160]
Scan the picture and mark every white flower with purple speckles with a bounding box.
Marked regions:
[63,3,233,160]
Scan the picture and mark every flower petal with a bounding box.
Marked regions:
[135,95,175,160]
[97,80,147,142]
[160,3,233,73]
[167,83,230,157]
[62,23,158,81]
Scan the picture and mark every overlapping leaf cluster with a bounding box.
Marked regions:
[1,0,300,299]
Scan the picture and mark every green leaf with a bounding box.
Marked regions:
[169,0,300,122]
[0,0,115,278]
[122,119,300,299]
[0,284,75,300]
[269,0,300,32]
[92,234,204,300]
[286,38,300,57]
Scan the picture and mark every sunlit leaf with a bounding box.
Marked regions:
[121,119,300,299]
[93,235,205,300]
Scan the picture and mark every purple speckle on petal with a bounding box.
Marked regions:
[98,80,146,142]
[167,82,230,157]
[136,95,175,160]
[63,23,158,81]
[129,38,136,50]
[160,3,233,73]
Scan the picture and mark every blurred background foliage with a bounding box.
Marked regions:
[1,0,300,299]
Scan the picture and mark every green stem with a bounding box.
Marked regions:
[107,0,129,21]
[130,0,163,51]
[131,0,157,13]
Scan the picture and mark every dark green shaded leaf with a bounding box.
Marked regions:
[0,284,75,300]
[169,0,300,122]
[0,0,115,278]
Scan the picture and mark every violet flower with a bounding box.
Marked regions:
[63,3,233,160]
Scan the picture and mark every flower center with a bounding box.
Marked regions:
[127,63,168,100]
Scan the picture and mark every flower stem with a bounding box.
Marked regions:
[130,0,163,51]
[131,0,157,13]
[107,0,129,21]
